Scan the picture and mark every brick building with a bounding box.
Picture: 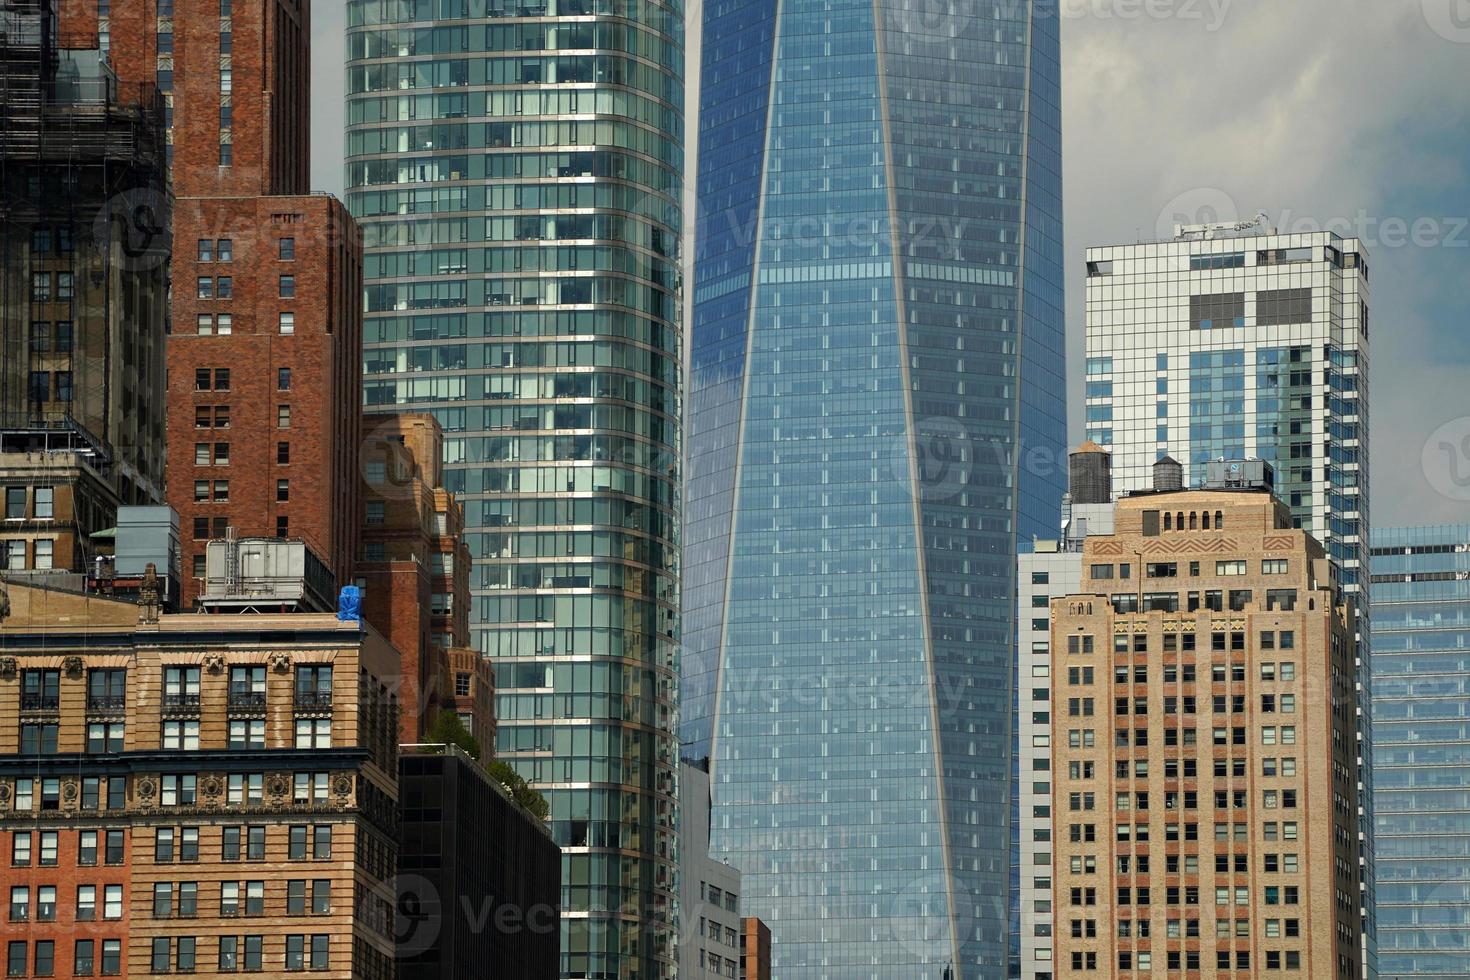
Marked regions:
[1049,473,1364,977]
[741,917,772,980]
[356,413,479,743]
[445,645,494,761]
[55,0,363,607]
[0,576,400,979]
[168,193,362,603]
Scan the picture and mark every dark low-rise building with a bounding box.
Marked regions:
[396,744,560,980]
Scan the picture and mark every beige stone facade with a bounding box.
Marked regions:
[1049,488,1362,978]
[0,580,400,979]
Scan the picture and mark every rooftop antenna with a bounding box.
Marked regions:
[1174,210,1275,240]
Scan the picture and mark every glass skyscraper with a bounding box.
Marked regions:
[1370,525,1470,979]
[682,2,1066,976]
[344,2,684,977]
[1083,226,1376,972]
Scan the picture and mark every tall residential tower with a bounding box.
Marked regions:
[683,2,1067,975]
[344,2,686,976]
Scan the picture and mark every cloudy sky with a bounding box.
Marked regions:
[309,0,1470,529]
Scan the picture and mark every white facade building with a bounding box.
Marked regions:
[1017,494,1114,980]
[680,761,744,979]
[1082,225,1368,592]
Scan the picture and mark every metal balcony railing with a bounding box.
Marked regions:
[162,693,201,712]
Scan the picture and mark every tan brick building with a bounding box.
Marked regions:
[0,577,400,979]
[0,456,111,578]
[1049,483,1363,978]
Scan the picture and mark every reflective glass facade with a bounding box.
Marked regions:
[1371,525,1470,979]
[683,1,1066,976]
[344,2,684,977]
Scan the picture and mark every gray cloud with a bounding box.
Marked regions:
[309,1,347,199]
[1062,0,1470,528]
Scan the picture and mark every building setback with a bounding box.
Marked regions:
[1049,480,1363,978]
[1369,524,1470,978]
[343,1,686,974]
[0,579,401,979]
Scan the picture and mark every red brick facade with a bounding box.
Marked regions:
[87,0,366,606]
[356,414,473,741]
[167,195,362,606]
[1,827,132,979]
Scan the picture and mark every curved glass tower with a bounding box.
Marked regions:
[344,1,684,977]
[682,1,1066,976]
